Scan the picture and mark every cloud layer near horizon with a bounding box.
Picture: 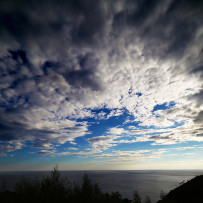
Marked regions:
[0,0,203,161]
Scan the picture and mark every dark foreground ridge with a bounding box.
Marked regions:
[157,175,203,203]
[1,167,203,203]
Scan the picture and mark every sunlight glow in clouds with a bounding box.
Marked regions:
[0,0,203,170]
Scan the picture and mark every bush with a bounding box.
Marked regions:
[145,195,151,203]
[133,190,141,203]
[1,166,149,203]
[160,190,166,200]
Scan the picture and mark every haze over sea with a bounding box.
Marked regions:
[1,170,203,203]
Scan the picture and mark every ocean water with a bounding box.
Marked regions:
[0,170,202,203]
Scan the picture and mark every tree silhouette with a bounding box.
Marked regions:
[0,166,149,203]
[145,195,151,203]
[133,190,141,203]
[160,190,166,200]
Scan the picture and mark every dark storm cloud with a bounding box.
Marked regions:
[0,0,203,154]
[189,61,203,79]
[8,50,29,66]
[125,0,159,27]
[1,0,202,73]
[42,53,101,90]
[113,0,203,61]
[0,0,109,50]
[64,54,101,90]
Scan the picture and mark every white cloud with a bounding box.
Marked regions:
[107,109,124,119]
[89,149,166,163]
[0,0,202,156]
[88,135,119,153]
[68,147,78,151]
[0,142,24,153]
[107,127,129,135]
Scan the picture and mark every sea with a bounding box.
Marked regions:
[0,170,203,203]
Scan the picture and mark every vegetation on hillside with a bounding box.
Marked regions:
[2,166,203,203]
[0,166,151,203]
[157,175,203,203]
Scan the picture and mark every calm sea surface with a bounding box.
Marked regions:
[0,170,203,203]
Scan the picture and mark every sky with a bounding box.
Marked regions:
[0,0,203,171]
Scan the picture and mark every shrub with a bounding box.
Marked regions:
[160,190,166,200]
[1,166,150,203]
[133,190,141,203]
[145,195,151,203]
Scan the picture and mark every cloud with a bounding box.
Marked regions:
[56,148,167,164]
[0,103,90,150]
[88,135,119,152]
[106,109,124,119]
[194,111,203,124]
[0,142,23,152]
[38,149,56,155]
[0,141,23,156]
[68,147,78,151]
[0,0,202,156]
[89,149,167,163]
[174,147,195,151]
[107,127,129,135]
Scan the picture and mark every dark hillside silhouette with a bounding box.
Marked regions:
[157,175,203,203]
[1,167,202,203]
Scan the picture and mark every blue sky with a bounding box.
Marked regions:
[0,0,203,171]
